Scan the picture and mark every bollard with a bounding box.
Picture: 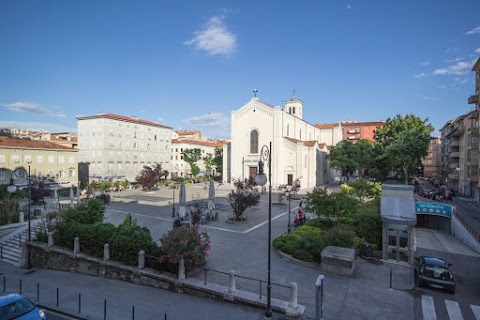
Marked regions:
[78,293,81,314]
[1,245,3,259]
[3,276,5,293]
[390,269,393,289]
[19,279,22,294]
[178,259,185,280]
[36,283,39,301]
[315,275,325,320]
[48,232,54,247]
[228,270,236,293]
[138,250,145,269]
[104,299,107,320]
[132,305,135,320]
[104,244,110,261]
[56,288,59,307]
[19,211,24,223]
[74,237,80,254]
[289,282,298,309]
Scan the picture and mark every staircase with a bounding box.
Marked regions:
[0,221,45,267]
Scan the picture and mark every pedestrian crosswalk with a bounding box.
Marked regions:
[421,294,480,320]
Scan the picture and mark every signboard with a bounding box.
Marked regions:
[415,202,453,218]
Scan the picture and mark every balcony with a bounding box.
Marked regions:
[469,110,479,119]
[468,95,479,104]
[471,127,480,136]
[450,152,460,158]
[450,140,460,147]
[449,163,460,169]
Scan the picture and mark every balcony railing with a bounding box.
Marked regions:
[468,95,479,105]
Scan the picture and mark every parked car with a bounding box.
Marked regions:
[0,293,47,319]
[414,256,455,294]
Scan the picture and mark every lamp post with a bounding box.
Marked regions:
[286,188,292,233]
[171,184,176,217]
[8,166,32,269]
[254,142,272,319]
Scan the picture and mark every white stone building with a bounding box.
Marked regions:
[77,113,173,182]
[224,93,342,188]
[171,130,227,178]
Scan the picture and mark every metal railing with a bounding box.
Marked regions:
[453,211,480,243]
[202,267,291,301]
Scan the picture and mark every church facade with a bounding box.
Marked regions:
[223,93,342,188]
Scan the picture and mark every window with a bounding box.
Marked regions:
[293,107,296,114]
[0,170,5,181]
[69,156,74,164]
[0,155,5,163]
[250,130,259,154]
[37,156,43,163]
[12,155,19,163]
[68,169,75,177]
[59,156,65,164]
[59,170,66,178]
[24,155,32,163]
[36,169,43,177]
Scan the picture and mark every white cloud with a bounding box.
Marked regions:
[182,112,230,139]
[453,77,470,84]
[423,96,439,101]
[414,72,427,79]
[420,61,430,66]
[0,121,76,133]
[445,57,464,63]
[3,101,66,118]
[466,26,480,35]
[185,16,237,56]
[433,60,473,75]
[475,48,480,54]
[157,117,164,122]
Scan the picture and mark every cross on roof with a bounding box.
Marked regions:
[253,88,258,98]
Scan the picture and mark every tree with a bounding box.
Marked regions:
[355,140,375,177]
[305,187,358,220]
[374,114,433,183]
[340,178,381,202]
[328,141,359,181]
[182,148,202,178]
[213,147,223,176]
[227,179,261,220]
[135,166,160,191]
[203,153,214,177]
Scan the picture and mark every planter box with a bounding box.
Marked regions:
[320,246,355,276]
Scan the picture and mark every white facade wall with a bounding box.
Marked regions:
[229,97,332,188]
[171,141,218,178]
[77,115,173,182]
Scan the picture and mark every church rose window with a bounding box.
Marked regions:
[250,130,259,154]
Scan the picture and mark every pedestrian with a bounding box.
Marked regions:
[127,212,132,225]
[299,200,303,209]
[298,208,304,222]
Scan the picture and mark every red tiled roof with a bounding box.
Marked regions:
[0,137,77,150]
[314,123,338,129]
[342,121,384,127]
[171,139,228,147]
[177,130,199,136]
[77,113,172,129]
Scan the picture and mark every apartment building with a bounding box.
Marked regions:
[0,137,78,185]
[77,113,173,182]
[423,137,441,179]
[341,121,384,142]
[171,130,227,178]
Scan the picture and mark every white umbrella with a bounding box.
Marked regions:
[91,186,96,198]
[178,182,186,218]
[69,188,74,208]
[208,179,215,215]
[76,184,80,203]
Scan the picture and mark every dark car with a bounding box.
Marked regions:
[0,293,47,319]
[414,256,455,294]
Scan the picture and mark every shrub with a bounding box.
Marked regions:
[159,226,210,274]
[60,199,105,225]
[95,193,111,204]
[109,217,159,266]
[323,226,356,248]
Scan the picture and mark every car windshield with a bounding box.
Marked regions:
[0,297,36,320]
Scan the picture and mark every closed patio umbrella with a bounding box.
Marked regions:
[178,182,186,218]
[208,179,215,216]
[69,188,74,208]
[76,184,80,203]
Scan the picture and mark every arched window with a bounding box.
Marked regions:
[250,130,259,154]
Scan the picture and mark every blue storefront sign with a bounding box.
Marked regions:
[415,202,453,218]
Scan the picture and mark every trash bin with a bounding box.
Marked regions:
[361,243,373,257]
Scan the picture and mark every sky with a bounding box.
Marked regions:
[1,1,479,139]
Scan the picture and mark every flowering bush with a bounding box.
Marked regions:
[159,226,211,274]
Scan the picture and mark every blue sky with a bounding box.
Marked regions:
[1,1,479,139]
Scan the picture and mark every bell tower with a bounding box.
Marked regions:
[284,89,303,120]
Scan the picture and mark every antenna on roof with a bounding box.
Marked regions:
[292,88,296,97]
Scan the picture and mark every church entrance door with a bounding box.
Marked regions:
[249,167,258,180]
[287,174,293,186]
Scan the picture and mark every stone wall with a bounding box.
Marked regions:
[24,242,304,317]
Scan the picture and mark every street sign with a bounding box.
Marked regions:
[415,202,453,218]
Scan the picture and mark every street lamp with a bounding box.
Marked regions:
[171,184,177,217]
[8,166,32,269]
[254,142,272,319]
[286,188,292,233]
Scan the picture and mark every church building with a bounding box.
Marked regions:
[223,91,340,188]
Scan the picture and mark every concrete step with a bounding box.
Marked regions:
[0,222,46,266]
